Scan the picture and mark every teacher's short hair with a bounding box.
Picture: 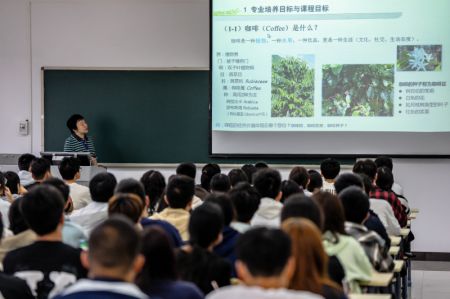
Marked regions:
[66,114,85,133]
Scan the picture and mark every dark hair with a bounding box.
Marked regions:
[89,216,141,271]
[289,167,309,189]
[189,202,223,248]
[140,170,166,213]
[307,170,323,192]
[204,193,234,226]
[42,177,70,202]
[66,114,85,133]
[9,197,28,235]
[375,156,393,171]
[21,185,64,236]
[89,172,117,203]
[358,173,372,195]
[137,227,177,286]
[228,169,248,187]
[58,157,81,180]
[253,168,281,199]
[313,192,346,237]
[115,178,146,206]
[353,159,377,180]
[339,186,370,224]
[255,161,269,169]
[334,173,363,194]
[30,158,51,180]
[236,227,291,277]
[0,211,3,243]
[18,153,36,171]
[4,171,20,195]
[200,164,221,191]
[228,182,261,223]
[176,163,197,179]
[280,180,302,203]
[281,194,323,230]
[210,173,231,193]
[108,193,144,223]
[320,158,341,180]
[166,175,195,209]
[241,164,257,183]
[376,167,394,191]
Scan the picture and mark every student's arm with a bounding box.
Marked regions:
[384,202,401,236]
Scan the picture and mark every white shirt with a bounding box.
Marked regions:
[0,198,11,229]
[68,182,92,210]
[230,221,251,234]
[321,181,336,194]
[69,202,108,236]
[250,197,283,228]
[370,198,401,236]
[206,285,323,299]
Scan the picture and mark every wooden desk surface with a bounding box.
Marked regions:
[411,208,420,213]
[359,271,394,287]
[389,246,400,256]
[408,213,417,220]
[390,236,401,246]
[350,295,391,299]
[400,228,410,237]
[394,260,405,273]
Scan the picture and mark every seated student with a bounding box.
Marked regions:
[210,174,231,194]
[282,218,347,299]
[17,153,36,187]
[177,162,204,208]
[241,164,257,184]
[254,161,269,170]
[339,187,394,273]
[314,192,372,293]
[4,171,25,199]
[280,195,345,287]
[250,168,283,228]
[3,185,87,298]
[176,202,231,295]
[70,172,117,235]
[54,216,148,299]
[280,180,302,203]
[229,182,261,234]
[206,227,322,299]
[370,167,407,227]
[228,169,248,188]
[289,166,311,195]
[42,178,86,248]
[0,215,34,299]
[307,170,323,195]
[140,170,166,214]
[200,163,221,193]
[151,175,195,241]
[27,157,52,189]
[137,227,204,299]
[108,193,144,228]
[0,172,13,230]
[320,158,340,194]
[334,173,392,247]
[58,157,92,210]
[0,198,36,262]
[375,156,404,197]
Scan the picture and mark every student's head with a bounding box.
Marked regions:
[204,193,235,226]
[228,182,261,223]
[115,178,147,211]
[67,114,87,134]
[228,169,248,188]
[108,193,144,224]
[30,158,51,181]
[241,164,257,183]
[255,161,269,169]
[236,227,293,285]
[89,172,117,203]
[4,171,20,195]
[358,173,372,195]
[42,177,73,214]
[282,218,336,293]
[0,172,5,196]
[210,173,231,193]
[140,170,166,212]
[176,162,197,179]
[313,192,345,235]
[18,153,36,171]
[339,186,370,224]
[353,159,377,181]
[200,163,221,191]
[376,166,394,191]
[58,157,81,181]
[375,156,393,171]
[281,194,323,230]
[307,170,323,193]
[165,175,195,209]
[20,185,65,236]
[188,202,223,248]
[280,180,302,203]
[320,158,340,180]
[8,197,29,235]
[334,172,364,194]
[82,216,144,280]
[253,168,282,200]
[289,166,309,189]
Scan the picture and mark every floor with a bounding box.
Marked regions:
[411,261,450,299]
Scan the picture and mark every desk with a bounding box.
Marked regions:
[389,246,400,256]
[393,260,405,299]
[359,271,394,287]
[390,236,401,246]
[394,260,405,273]
[408,213,417,220]
[400,228,410,237]
[411,208,419,213]
[349,295,391,299]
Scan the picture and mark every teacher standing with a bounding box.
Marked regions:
[63,114,97,164]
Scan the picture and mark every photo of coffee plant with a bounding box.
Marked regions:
[271,55,314,117]
[397,45,441,71]
[322,64,394,117]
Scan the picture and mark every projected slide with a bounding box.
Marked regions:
[211,0,450,132]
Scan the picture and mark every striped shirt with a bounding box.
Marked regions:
[64,134,96,157]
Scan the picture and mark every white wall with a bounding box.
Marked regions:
[0,0,449,253]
